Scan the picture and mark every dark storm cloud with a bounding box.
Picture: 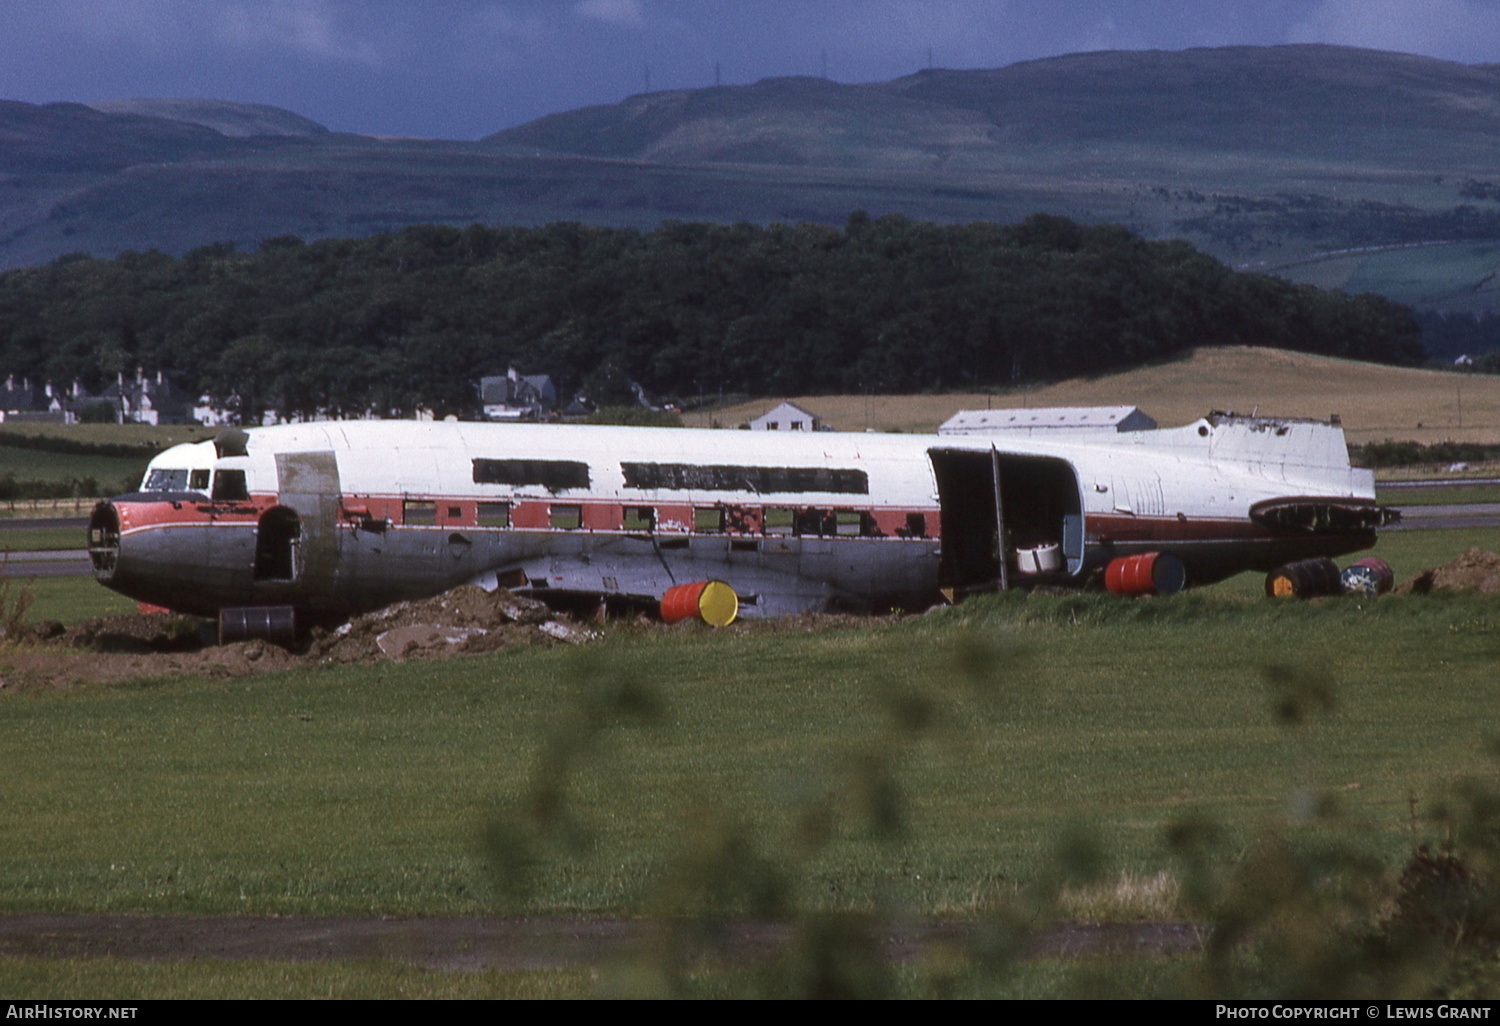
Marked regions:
[1,0,1498,139]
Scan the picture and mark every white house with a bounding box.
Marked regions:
[748,400,824,432]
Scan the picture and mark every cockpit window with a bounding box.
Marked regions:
[189,469,210,491]
[212,470,249,502]
[144,469,189,491]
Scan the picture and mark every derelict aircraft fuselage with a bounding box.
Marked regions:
[88,413,1392,630]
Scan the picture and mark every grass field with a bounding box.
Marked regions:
[0,424,214,449]
[1,528,1497,996]
[0,526,88,552]
[0,447,144,492]
[10,574,137,624]
[0,957,596,1000]
[2,598,1492,909]
[0,423,209,496]
[1377,484,1500,506]
[684,346,1500,446]
[1,531,1495,915]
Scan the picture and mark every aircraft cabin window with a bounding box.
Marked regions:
[211,470,249,501]
[622,506,655,532]
[404,500,436,526]
[796,509,827,536]
[764,507,794,535]
[835,511,866,536]
[550,505,582,530]
[477,502,511,528]
[189,470,210,491]
[144,469,189,491]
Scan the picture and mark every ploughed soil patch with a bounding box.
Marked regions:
[0,586,599,691]
[1397,547,1500,594]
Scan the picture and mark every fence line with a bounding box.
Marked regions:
[2,497,101,516]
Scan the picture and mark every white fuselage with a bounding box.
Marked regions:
[89,414,1383,622]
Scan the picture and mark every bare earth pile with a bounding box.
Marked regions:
[307,585,595,662]
[1397,548,1500,595]
[0,586,596,691]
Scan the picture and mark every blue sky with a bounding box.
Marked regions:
[3,0,1499,139]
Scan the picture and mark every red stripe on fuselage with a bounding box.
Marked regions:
[115,492,942,541]
[115,495,274,534]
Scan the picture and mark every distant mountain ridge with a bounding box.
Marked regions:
[485,45,1500,170]
[0,44,1498,312]
[87,98,329,139]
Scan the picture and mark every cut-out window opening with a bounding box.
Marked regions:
[764,507,795,535]
[693,507,723,533]
[835,511,867,536]
[404,500,436,526]
[622,506,655,532]
[620,463,868,495]
[189,469,210,491]
[761,507,878,537]
[477,502,511,528]
[472,459,590,492]
[550,504,583,530]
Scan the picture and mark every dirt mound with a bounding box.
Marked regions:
[307,585,595,663]
[1397,548,1500,595]
[60,613,206,653]
[0,587,598,690]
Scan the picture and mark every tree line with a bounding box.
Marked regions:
[0,213,1423,421]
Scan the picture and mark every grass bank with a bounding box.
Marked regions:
[1,580,1496,920]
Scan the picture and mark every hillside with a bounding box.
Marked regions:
[684,347,1500,445]
[87,99,329,139]
[1,45,1498,313]
[490,45,1500,172]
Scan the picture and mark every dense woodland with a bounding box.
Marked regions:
[0,214,1423,421]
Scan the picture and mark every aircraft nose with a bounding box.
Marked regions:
[88,501,120,583]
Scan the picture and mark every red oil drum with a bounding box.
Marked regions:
[1103,552,1187,596]
[660,580,739,626]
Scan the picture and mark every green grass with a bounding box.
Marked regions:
[2,559,1498,920]
[0,953,1189,999]
[2,529,1498,996]
[1,526,87,552]
[1378,484,1500,506]
[0,958,593,1000]
[0,424,213,449]
[11,574,139,624]
[0,445,144,490]
[1198,525,1494,599]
